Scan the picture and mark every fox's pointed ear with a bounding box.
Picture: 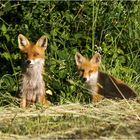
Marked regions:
[36,35,48,50]
[75,52,85,66]
[90,53,101,64]
[18,34,30,50]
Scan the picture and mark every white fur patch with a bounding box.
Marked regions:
[86,71,98,83]
[30,59,44,65]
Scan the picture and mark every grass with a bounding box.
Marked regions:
[0,99,140,139]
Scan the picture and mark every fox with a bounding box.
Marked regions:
[18,34,49,108]
[75,52,137,103]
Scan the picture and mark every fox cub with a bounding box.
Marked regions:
[75,52,137,103]
[18,34,48,107]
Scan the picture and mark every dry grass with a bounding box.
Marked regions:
[0,99,140,139]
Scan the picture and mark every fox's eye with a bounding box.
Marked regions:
[89,70,94,75]
[22,53,27,58]
[34,52,39,57]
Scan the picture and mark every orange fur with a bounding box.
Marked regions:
[75,52,137,103]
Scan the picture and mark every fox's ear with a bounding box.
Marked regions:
[36,35,48,50]
[90,53,101,64]
[75,52,85,66]
[18,34,30,50]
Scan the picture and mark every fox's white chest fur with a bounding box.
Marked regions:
[20,59,45,102]
[86,71,98,94]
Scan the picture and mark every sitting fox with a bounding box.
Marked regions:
[75,52,137,103]
[18,34,49,107]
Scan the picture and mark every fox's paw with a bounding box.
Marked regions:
[92,94,104,103]
[44,100,52,106]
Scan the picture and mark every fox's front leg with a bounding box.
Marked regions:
[20,97,27,108]
[92,93,104,103]
[38,95,46,105]
[38,95,51,106]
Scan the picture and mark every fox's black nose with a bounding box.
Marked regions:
[83,77,87,81]
[26,60,31,65]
